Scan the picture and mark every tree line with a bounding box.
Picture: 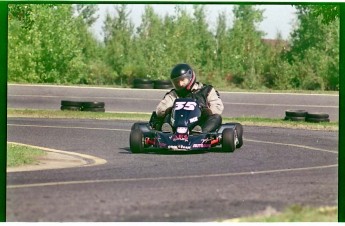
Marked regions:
[7,4,339,91]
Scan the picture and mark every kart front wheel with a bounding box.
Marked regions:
[129,129,145,153]
[222,128,235,152]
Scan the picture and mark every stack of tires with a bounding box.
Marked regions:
[284,110,330,123]
[153,80,173,89]
[284,110,308,121]
[133,78,154,89]
[132,78,173,89]
[305,112,330,123]
[81,101,105,112]
[60,100,83,111]
[60,100,105,112]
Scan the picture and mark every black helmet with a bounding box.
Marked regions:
[170,63,196,93]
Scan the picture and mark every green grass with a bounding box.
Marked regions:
[226,205,337,222]
[229,116,338,131]
[8,108,152,121]
[7,143,46,167]
[8,108,338,131]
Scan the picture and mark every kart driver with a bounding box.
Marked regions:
[152,63,224,133]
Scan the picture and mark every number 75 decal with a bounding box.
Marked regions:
[175,101,197,110]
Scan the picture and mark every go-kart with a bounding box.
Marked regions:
[129,98,243,153]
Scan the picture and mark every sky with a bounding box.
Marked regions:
[91,4,298,41]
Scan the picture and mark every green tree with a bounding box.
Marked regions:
[214,11,228,73]
[136,5,169,80]
[72,5,116,85]
[287,5,339,90]
[261,33,294,90]
[8,4,105,85]
[102,4,135,84]
[74,4,99,26]
[191,5,217,83]
[169,5,196,64]
[226,5,266,89]
[31,5,88,83]
[297,5,339,25]
[192,5,214,66]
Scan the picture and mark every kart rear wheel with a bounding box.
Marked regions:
[222,128,235,152]
[131,122,148,131]
[130,129,145,153]
[235,123,243,148]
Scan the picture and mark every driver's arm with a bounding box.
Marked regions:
[207,88,224,115]
[156,91,177,118]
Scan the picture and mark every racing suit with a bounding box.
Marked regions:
[155,82,224,133]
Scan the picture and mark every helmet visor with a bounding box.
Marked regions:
[171,71,193,91]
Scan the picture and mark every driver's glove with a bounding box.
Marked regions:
[149,111,163,129]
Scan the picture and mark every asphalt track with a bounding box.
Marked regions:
[6,85,339,221]
[8,84,339,121]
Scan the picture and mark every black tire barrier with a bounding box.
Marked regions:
[82,101,105,108]
[60,106,81,111]
[154,80,173,89]
[133,78,153,84]
[61,100,83,107]
[306,112,329,119]
[154,84,172,89]
[285,110,308,117]
[284,116,306,121]
[284,110,330,123]
[61,100,105,112]
[132,78,173,89]
[305,117,330,123]
[133,83,154,89]
[305,112,330,123]
[133,78,154,89]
